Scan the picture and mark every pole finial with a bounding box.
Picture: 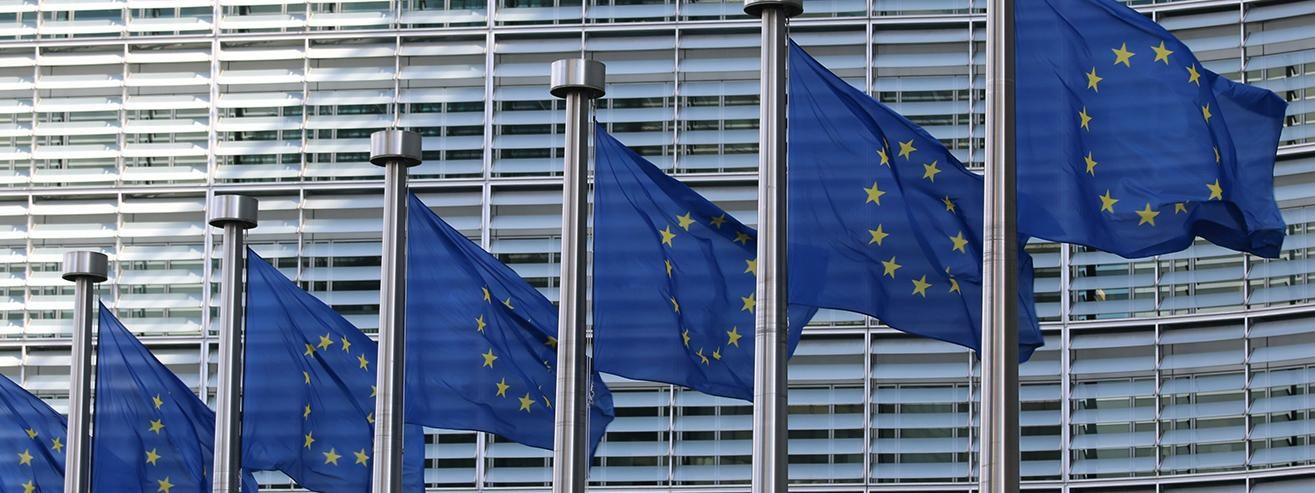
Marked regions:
[62,251,108,283]
[744,0,803,18]
[370,129,423,168]
[550,59,606,100]
[209,194,259,229]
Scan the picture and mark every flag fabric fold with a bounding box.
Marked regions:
[788,42,1045,360]
[593,125,818,400]
[0,374,65,493]
[1016,0,1288,259]
[405,193,614,455]
[243,250,425,492]
[93,305,259,493]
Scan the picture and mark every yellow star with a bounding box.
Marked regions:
[22,480,33,493]
[1202,104,1212,122]
[156,477,174,493]
[949,232,969,253]
[682,329,691,347]
[1214,146,1220,163]
[475,314,486,333]
[709,214,727,229]
[496,378,510,397]
[18,448,32,465]
[502,297,515,310]
[482,286,492,303]
[922,161,941,182]
[712,348,722,360]
[1136,203,1160,226]
[542,395,553,408]
[303,371,310,384]
[744,258,757,275]
[1206,179,1223,200]
[304,343,315,357]
[863,181,886,206]
[670,297,680,313]
[1186,64,1201,85]
[341,336,352,352]
[665,259,673,277]
[867,225,889,246]
[151,394,163,409]
[1112,42,1135,67]
[881,256,902,278]
[697,348,710,365]
[1099,190,1119,213]
[676,212,696,231]
[898,139,917,159]
[24,428,35,439]
[545,336,557,348]
[658,225,677,247]
[148,419,165,434]
[50,436,62,452]
[354,449,370,466]
[481,349,498,368]
[1151,41,1173,64]
[911,276,932,297]
[146,448,161,465]
[303,404,311,419]
[357,354,369,370]
[315,333,333,351]
[518,393,535,412]
[1085,67,1103,92]
[949,277,961,293]
[370,385,377,398]
[942,196,956,213]
[740,293,756,312]
[727,326,742,347]
[323,448,342,465]
[877,147,890,166]
[1079,107,1092,131]
[1084,152,1098,176]
[734,231,750,245]
[366,412,374,424]
[1175,202,1188,214]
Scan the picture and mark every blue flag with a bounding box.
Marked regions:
[788,42,1044,360]
[243,250,425,492]
[593,125,818,400]
[0,375,65,493]
[93,305,259,493]
[1016,0,1287,258]
[406,193,614,454]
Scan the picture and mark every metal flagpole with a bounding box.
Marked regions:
[209,195,259,493]
[62,250,108,493]
[980,0,1020,492]
[743,1,800,492]
[548,57,605,493]
[369,129,422,493]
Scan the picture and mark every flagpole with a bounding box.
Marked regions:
[209,195,259,493]
[744,1,800,492]
[369,129,422,493]
[981,0,1020,492]
[62,250,108,493]
[549,57,604,493]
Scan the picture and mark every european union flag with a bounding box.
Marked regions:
[243,250,425,492]
[0,374,64,493]
[93,305,259,492]
[406,193,614,454]
[592,125,818,400]
[1016,0,1288,258]
[788,42,1045,359]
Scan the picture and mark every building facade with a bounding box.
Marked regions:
[0,0,1313,491]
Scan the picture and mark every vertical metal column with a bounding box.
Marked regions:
[62,251,108,493]
[744,1,800,492]
[980,0,1020,492]
[369,129,422,493]
[549,58,605,493]
[209,195,259,493]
